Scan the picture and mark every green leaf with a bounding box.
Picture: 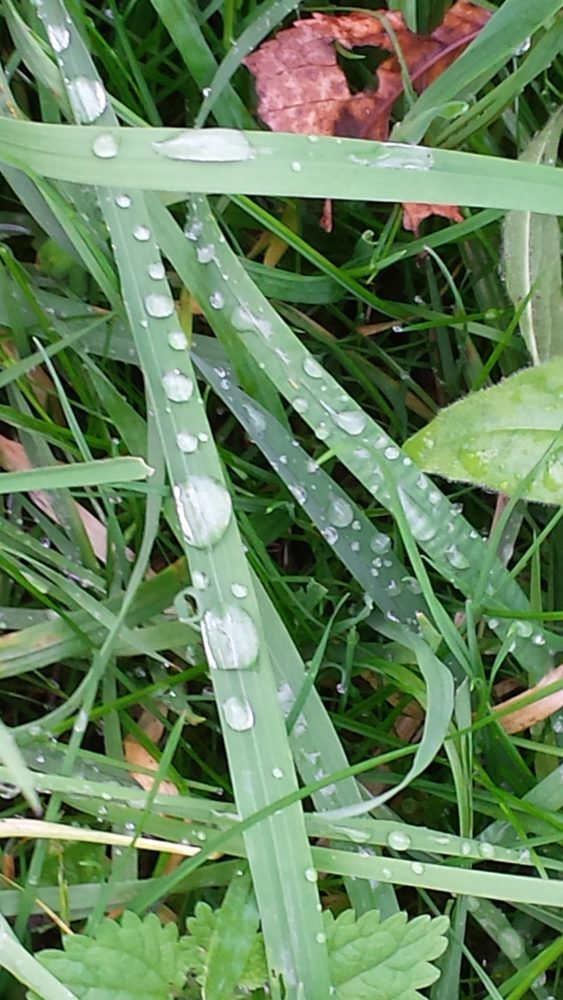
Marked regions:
[326,909,449,1000]
[404,359,563,506]
[181,901,268,993]
[503,108,563,364]
[27,912,187,1000]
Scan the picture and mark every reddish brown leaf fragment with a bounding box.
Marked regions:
[403,201,464,234]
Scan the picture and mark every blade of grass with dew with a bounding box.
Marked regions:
[150,195,558,682]
[0,719,41,815]
[393,0,563,143]
[0,913,78,1000]
[39,3,332,994]
[0,456,152,493]
[1,121,563,214]
[503,108,563,366]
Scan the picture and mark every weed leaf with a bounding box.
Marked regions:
[404,358,563,505]
[326,909,449,999]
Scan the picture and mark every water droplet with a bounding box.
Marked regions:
[202,606,260,670]
[478,841,495,859]
[222,696,255,731]
[272,767,284,779]
[461,840,472,856]
[153,129,255,162]
[387,830,411,851]
[291,161,302,172]
[398,489,436,542]
[174,476,232,548]
[145,293,175,318]
[47,23,70,52]
[293,397,309,414]
[241,402,266,436]
[92,132,118,158]
[386,580,401,596]
[373,144,434,171]
[115,194,131,208]
[328,496,353,528]
[289,484,307,505]
[134,224,151,241]
[411,861,424,875]
[68,77,107,123]
[532,633,545,646]
[231,582,248,599]
[303,356,323,378]
[304,867,318,883]
[316,931,326,944]
[333,411,366,435]
[176,431,198,453]
[168,330,188,350]
[370,534,391,554]
[445,544,470,569]
[192,570,208,590]
[322,526,338,545]
[162,370,193,402]
[513,35,531,56]
[184,219,203,241]
[384,445,400,460]
[209,290,224,310]
[148,262,165,280]
[499,929,524,960]
[197,244,215,264]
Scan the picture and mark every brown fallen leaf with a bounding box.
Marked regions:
[403,201,464,234]
[493,665,563,735]
[124,707,180,797]
[245,1,490,231]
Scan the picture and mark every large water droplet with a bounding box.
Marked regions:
[222,696,254,731]
[202,606,260,670]
[209,291,225,310]
[333,410,366,435]
[370,533,391,554]
[68,77,107,123]
[387,829,411,851]
[162,370,193,402]
[115,194,131,209]
[134,224,151,242]
[197,244,215,263]
[398,489,437,542]
[173,476,232,548]
[176,430,198,453]
[148,262,166,280]
[145,293,175,318]
[47,23,70,52]
[445,544,470,569]
[92,132,119,158]
[153,129,255,162]
[241,402,266,436]
[328,496,353,528]
[303,356,323,379]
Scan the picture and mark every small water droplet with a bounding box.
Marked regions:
[328,496,353,528]
[209,290,225,310]
[304,867,318,883]
[384,445,400,460]
[92,132,119,158]
[174,476,232,548]
[461,840,472,856]
[148,262,165,280]
[322,526,338,545]
[192,570,208,590]
[115,194,131,208]
[134,224,151,241]
[291,161,302,172]
[197,244,215,263]
[398,489,436,542]
[162,370,193,401]
[176,431,198,453]
[303,356,323,379]
[168,330,188,350]
[387,830,411,851]
[499,929,524,960]
[411,861,424,875]
[289,484,307,505]
[272,767,284,779]
[316,932,326,944]
[145,293,175,318]
[231,582,248,599]
[47,23,70,52]
[202,606,260,670]
[293,397,309,414]
[445,544,470,570]
[478,841,495,859]
[68,77,107,123]
[223,696,255,731]
[370,534,391,554]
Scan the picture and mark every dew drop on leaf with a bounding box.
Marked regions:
[222,696,255,731]
[398,489,437,542]
[115,194,131,209]
[134,225,151,242]
[197,244,215,263]
[173,475,232,548]
[328,496,353,527]
[176,431,198,453]
[410,861,424,875]
[333,410,367,436]
[231,582,248,599]
[202,606,260,670]
[47,23,70,52]
[162,370,193,402]
[387,829,411,851]
[444,544,470,569]
[144,294,175,318]
[304,867,318,883]
[92,132,119,159]
[168,331,188,350]
[153,129,255,162]
[209,291,225,310]
[68,77,107,123]
[303,356,323,379]
[148,262,165,280]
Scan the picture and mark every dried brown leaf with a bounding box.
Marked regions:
[493,665,563,735]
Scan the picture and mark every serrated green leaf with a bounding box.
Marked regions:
[404,359,563,505]
[503,108,563,364]
[325,909,449,1000]
[27,912,187,1000]
[181,901,268,993]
